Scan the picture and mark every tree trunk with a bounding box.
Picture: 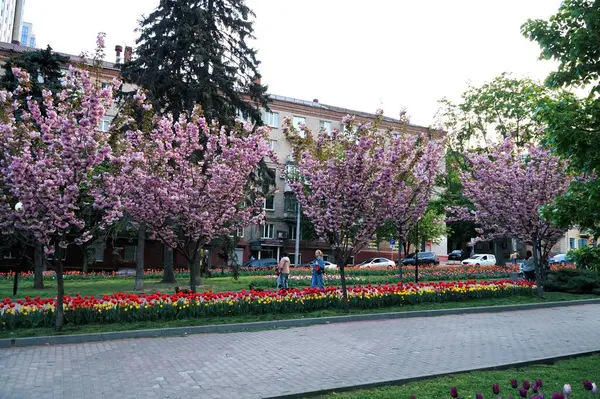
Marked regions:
[55,246,65,331]
[397,238,403,281]
[33,243,44,289]
[193,253,201,286]
[339,263,349,305]
[533,238,543,297]
[134,227,145,291]
[162,244,176,283]
[189,259,198,293]
[82,248,89,273]
[12,270,19,296]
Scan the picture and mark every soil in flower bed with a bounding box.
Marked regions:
[323,354,600,398]
[0,292,594,339]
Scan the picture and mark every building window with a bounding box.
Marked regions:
[319,120,332,136]
[293,116,306,138]
[263,195,275,211]
[289,253,301,265]
[569,238,576,249]
[124,245,137,263]
[347,256,355,265]
[288,224,298,240]
[578,238,588,249]
[237,227,244,238]
[262,111,279,127]
[269,139,277,151]
[101,82,111,90]
[262,224,274,239]
[98,116,111,132]
[94,242,105,263]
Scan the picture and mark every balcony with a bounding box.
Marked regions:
[283,195,299,222]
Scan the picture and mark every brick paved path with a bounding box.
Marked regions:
[1,304,599,399]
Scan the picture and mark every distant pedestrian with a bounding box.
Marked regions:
[510,251,518,266]
[311,250,325,289]
[278,252,291,289]
[522,250,536,281]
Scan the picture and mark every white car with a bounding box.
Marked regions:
[462,254,496,266]
[357,257,396,268]
[324,261,338,270]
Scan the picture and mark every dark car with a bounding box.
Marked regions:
[448,249,468,261]
[402,251,439,266]
[243,258,278,268]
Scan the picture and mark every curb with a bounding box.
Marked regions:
[1,298,599,348]
[268,350,600,398]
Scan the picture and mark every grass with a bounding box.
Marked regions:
[0,292,595,339]
[322,354,600,398]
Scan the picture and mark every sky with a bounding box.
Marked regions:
[24,0,562,127]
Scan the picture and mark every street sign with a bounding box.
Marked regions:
[389,239,395,246]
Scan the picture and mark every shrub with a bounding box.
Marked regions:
[567,246,600,272]
[544,268,600,295]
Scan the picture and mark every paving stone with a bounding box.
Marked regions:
[1,304,600,398]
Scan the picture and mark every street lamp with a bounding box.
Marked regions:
[294,200,301,266]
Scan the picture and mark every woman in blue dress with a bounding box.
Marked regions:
[311,250,325,289]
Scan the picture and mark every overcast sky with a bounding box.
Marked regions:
[24,0,561,127]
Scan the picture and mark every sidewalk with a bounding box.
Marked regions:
[1,303,599,399]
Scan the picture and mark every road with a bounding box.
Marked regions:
[1,304,599,399]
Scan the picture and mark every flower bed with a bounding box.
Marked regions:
[0,280,535,330]
[250,274,365,287]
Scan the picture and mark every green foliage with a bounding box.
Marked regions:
[523,0,600,237]
[407,209,447,249]
[567,245,600,272]
[438,72,549,151]
[544,268,600,295]
[121,0,269,124]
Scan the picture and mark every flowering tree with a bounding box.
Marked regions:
[447,139,571,295]
[106,106,272,292]
[285,113,399,299]
[0,66,119,330]
[387,132,444,279]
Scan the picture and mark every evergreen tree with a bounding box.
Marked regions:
[1,45,69,106]
[121,0,269,124]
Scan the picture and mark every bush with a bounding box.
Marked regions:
[567,246,600,271]
[544,268,600,295]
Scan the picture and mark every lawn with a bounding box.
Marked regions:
[323,354,600,398]
[0,292,595,339]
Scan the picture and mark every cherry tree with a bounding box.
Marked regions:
[387,132,444,279]
[448,139,570,295]
[106,105,272,292]
[285,112,400,299]
[0,66,119,330]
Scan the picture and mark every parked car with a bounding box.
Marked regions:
[462,254,496,266]
[324,261,338,270]
[549,253,571,265]
[448,249,469,261]
[402,252,440,266]
[357,257,396,268]
[115,268,136,276]
[243,258,278,268]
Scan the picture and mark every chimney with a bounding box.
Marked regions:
[313,99,319,103]
[115,45,123,64]
[124,46,133,62]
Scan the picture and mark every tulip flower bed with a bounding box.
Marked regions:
[0,280,535,330]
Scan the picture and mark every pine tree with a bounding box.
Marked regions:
[121,0,269,124]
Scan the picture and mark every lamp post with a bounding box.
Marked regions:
[414,219,419,283]
[294,200,301,266]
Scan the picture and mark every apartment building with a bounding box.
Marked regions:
[19,21,34,47]
[0,0,24,44]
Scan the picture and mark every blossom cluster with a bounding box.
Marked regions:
[0,280,535,329]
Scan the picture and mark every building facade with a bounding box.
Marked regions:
[0,0,24,44]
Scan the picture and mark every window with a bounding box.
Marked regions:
[236,109,249,122]
[569,238,576,249]
[29,36,35,48]
[288,224,298,240]
[46,249,67,261]
[319,120,332,136]
[20,25,28,45]
[262,111,279,127]
[94,242,105,263]
[124,245,137,262]
[263,195,275,211]
[269,139,277,151]
[347,256,355,265]
[101,82,111,90]
[289,253,301,265]
[261,224,274,239]
[578,238,588,249]
[230,227,244,238]
[293,116,306,138]
[98,116,112,132]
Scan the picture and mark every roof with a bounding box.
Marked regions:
[0,41,120,71]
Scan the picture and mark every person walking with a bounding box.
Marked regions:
[522,250,536,281]
[278,252,291,289]
[311,250,325,289]
[510,250,518,266]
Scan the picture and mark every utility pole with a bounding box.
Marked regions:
[415,220,419,283]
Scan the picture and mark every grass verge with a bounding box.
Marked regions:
[322,354,600,398]
[0,292,595,339]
